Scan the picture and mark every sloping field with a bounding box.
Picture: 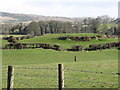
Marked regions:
[19,33,118,49]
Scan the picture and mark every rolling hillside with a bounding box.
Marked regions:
[0,12,84,23]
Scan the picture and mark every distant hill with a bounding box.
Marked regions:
[0,12,92,24]
[0,12,84,23]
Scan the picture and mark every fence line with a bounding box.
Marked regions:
[15,79,58,88]
[4,66,119,75]
[65,77,119,86]
[14,66,58,70]
[15,79,58,87]
[2,64,119,89]
[7,66,14,90]
[12,66,120,76]
[64,68,119,75]
[64,64,117,68]
[12,66,119,76]
[15,73,57,78]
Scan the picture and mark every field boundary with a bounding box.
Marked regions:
[2,64,120,89]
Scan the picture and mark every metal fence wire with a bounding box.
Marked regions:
[64,68,120,75]
[2,64,119,88]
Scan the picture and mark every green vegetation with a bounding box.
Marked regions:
[2,33,119,88]
[2,49,118,88]
[19,33,118,49]
[0,35,26,48]
[2,49,118,65]
[2,15,119,36]
[1,12,119,88]
[0,39,8,48]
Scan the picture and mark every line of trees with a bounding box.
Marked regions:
[1,15,119,36]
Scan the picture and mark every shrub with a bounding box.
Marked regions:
[14,43,23,49]
[89,44,102,50]
[83,36,91,41]
[114,42,120,47]
[71,45,84,51]
[58,36,68,40]
[7,36,17,43]
[41,44,52,49]
[52,44,63,51]
[102,43,111,49]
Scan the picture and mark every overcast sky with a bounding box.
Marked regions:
[0,0,119,18]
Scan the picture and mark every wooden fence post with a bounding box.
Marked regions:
[58,64,64,90]
[7,66,14,90]
[74,56,77,62]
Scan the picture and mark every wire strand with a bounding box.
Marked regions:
[65,77,119,86]
[64,68,119,75]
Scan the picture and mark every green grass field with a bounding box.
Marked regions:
[1,33,119,49]
[2,33,119,88]
[19,33,118,49]
[2,49,118,65]
[2,60,118,88]
[2,49,119,88]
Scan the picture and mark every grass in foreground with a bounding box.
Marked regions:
[2,60,118,88]
[2,49,118,88]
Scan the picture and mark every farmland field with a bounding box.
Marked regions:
[1,33,119,49]
[2,49,118,65]
[19,33,118,49]
[2,33,119,88]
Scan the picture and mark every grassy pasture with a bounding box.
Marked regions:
[2,33,119,88]
[1,33,119,49]
[19,33,118,49]
[2,58,118,88]
[2,49,118,65]
[2,49,118,88]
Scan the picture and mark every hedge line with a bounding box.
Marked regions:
[3,41,120,51]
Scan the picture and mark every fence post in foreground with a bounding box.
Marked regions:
[7,66,14,90]
[58,64,64,90]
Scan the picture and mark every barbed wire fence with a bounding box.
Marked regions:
[2,66,58,89]
[64,65,119,88]
[15,66,58,88]
[2,64,120,89]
